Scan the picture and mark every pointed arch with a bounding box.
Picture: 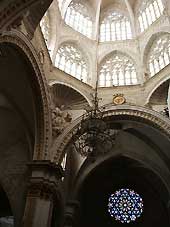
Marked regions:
[55,42,91,84]
[98,51,138,87]
[144,32,170,77]
[64,0,93,38]
[0,30,52,160]
[100,8,132,42]
[137,0,165,33]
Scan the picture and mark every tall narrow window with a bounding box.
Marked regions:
[55,44,89,83]
[99,52,138,87]
[65,1,93,38]
[40,12,50,47]
[100,11,132,42]
[148,34,170,77]
[138,0,164,33]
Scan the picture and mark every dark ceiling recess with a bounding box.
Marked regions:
[51,84,89,110]
[78,157,170,227]
[149,80,170,105]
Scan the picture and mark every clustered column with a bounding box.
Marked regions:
[23,161,63,227]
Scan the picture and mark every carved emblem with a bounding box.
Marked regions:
[113,94,126,105]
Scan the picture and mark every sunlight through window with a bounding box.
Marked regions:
[99,53,138,87]
[100,11,132,42]
[138,0,164,33]
[55,44,89,83]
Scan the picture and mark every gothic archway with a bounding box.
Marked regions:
[74,156,170,227]
[0,30,52,160]
[52,104,170,163]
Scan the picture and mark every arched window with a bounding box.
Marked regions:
[99,52,138,87]
[40,12,50,47]
[55,43,89,83]
[148,34,170,77]
[65,1,93,38]
[100,11,132,42]
[138,0,164,33]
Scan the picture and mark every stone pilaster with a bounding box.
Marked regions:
[63,200,80,227]
[23,161,64,227]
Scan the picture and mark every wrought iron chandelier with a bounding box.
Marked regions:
[72,82,117,157]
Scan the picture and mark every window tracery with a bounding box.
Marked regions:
[65,1,93,38]
[108,189,143,223]
[100,11,132,42]
[99,53,138,87]
[55,44,89,83]
[40,12,50,47]
[148,34,170,77]
[138,0,164,33]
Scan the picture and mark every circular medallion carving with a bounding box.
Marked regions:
[113,95,126,105]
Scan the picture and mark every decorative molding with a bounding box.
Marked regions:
[0,0,40,29]
[27,161,64,200]
[52,106,72,138]
[52,104,170,163]
[0,30,52,160]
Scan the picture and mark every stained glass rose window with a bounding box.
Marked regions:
[108,188,143,223]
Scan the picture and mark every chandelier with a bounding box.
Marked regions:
[72,82,117,157]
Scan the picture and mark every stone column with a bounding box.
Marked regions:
[23,161,64,227]
[63,200,80,227]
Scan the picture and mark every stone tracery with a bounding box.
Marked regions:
[138,0,164,32]
[99,52,138,87]
[65,0,93,38]
[1,1,170,226]
[100,10,132,42]
[55,43,89,83]
[147,33,170,77]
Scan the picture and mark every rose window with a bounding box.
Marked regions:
[108,188,143,223]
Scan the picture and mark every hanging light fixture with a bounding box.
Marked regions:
[72,81,118,157]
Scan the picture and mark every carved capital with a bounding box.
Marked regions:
[27,161,64,200]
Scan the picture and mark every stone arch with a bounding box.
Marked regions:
[55,39,92,72]
[142,31,170,66]
[72,153,170,203]
[146,77,170,104]
[52,104,170,163]
[63,0,95,20]
[49,81,93,107]
[69,154,170,227]
[54,40,92,84]
[0,90,34,226]
[99,49,138,70]
[98,50,139,86]
[0,29,52,160]
[0,0,41,29]
[98,40,139,62]
[100,1,129,17]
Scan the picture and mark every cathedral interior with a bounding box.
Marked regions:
[0,0,170,226]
